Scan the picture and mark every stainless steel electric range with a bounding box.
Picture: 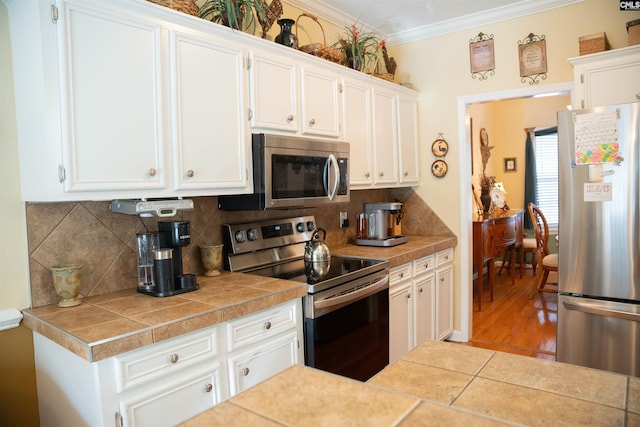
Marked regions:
[223,216,390,381]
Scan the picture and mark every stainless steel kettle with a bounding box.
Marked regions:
[304,228,330,262]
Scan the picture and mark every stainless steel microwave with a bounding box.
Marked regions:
[218,134,350,210]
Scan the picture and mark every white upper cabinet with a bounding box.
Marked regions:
[299,65,340,137]
[397,94,420,185]
[248,52,298,133]
[372,85,399,185]
[170,30,249,191]
[570,45,640,109]
[342,76,373,186]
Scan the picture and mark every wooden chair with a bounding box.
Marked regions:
[498,237,537,278]
[528,203,558,294]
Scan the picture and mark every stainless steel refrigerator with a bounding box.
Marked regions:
[557,102,640,377]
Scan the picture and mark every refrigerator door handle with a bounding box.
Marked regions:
[563,299,640,323]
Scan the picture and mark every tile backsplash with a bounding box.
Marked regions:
[26,188,454,307]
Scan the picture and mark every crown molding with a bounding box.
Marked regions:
[286,0,583,46]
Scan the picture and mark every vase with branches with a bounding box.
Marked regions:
[333,23,380,72]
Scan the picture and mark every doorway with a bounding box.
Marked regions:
[455,82,572,344]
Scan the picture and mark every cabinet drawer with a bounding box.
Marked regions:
[492,217,516,247]
[114,327,218,393]
[118,365,222,427]
[413,254,435,277]
[436,248,454,267]
[227,330,298,396]
[390,263,412,285]
[226,301,298,352]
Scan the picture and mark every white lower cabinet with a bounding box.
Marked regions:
[389,249,453,362]
[33,300,302,427]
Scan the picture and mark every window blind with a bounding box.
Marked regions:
[534,131,559,232]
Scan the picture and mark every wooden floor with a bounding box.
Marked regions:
[464,263,558,361]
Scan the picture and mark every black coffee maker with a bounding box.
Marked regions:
[152,220,198,296]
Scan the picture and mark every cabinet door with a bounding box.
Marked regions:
[170,31,250,192]
[576,49,640,108]
[227,331,298,396]
[300,65,340,137]
[414,274,435,344]
[342,77,373,187]
[58,1,167,192]
[372,87,398,185]
[118,366,223,427]
[436,264,454,341]
[397,94,420,185]
[389,281,412,363]
[248,52,298,132]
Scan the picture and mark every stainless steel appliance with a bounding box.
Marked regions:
[557,102,640,376]
[223,216,389,381]
[355,202,407,247]
[218,134,350,210]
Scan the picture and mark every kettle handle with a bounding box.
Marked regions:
[312,228,326,241]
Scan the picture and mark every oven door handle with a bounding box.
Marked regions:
[314,275,389,312]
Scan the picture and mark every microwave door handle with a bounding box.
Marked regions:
[327,154,339,200]
[323,157,330,196]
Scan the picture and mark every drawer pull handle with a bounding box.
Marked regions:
[365,172,370,178]
[425,263,429,268]
[399,272,404,278]
[309,118,316,125]
[404,171,408,176]
[286,114,294,122]
[379,171,384,177]
[170,353,179,364]
[148,168,157,177]
[419,287,423,293]
[204,384,213,393]
[440,277,445,282]
[242,367,250,376]
[264,321,272,330]
[187,169,194,178]
[406,293,411,299]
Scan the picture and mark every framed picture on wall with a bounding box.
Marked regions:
[504,157,517,172]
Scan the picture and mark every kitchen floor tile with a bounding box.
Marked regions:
[231,365,419,427]
[402,340,495,375]
[368,359,473,405]
[398,401,511,426]
[453,377,625,426]
[478,351,628,409]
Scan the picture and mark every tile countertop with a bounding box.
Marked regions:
[182,340,640,427]
[22,235,456,363]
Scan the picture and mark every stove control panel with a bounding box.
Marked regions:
[223,216,316,255]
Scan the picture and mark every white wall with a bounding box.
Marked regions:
[0,3,30,311]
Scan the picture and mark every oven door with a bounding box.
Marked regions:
[303,270,389,381]
[265,145,349,209]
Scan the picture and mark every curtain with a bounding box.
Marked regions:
[523,128,537,229]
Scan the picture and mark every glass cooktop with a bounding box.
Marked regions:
[245,256,385,291]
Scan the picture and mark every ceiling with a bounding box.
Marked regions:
[288,0,581,45]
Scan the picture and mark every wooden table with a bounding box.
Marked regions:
[472,210,524,310]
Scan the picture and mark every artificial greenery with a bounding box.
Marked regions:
[199,0,267,32]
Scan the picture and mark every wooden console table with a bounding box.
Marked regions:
[472,210,524,311]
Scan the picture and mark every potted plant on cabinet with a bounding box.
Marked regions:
[333,23,381,72]
[199,0,267,32]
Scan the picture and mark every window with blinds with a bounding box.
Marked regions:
[534,132,559,231]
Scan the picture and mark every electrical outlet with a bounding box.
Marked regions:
[339,212,349,228]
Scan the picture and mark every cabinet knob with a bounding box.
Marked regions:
[286,114,294,122]
[186,169,194,178]
[241,367,250,376]
[264,321,272,330]
[425,263,430,268]
[404,171,408,176]
[170,353,179,364]
[419,287,423,293]
[309,118,316,126]
[399,272,404,278]
[379,171,384,177]
[406,293,411,299]
[148,168,157,177]
[440,276,445,282]
[636,92,640,99]
[365,172,370,178]
[204,384,213,393]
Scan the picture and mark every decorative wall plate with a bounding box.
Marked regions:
[431,160,448,178]
[431,139,449,157]
[491,188,507,208]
